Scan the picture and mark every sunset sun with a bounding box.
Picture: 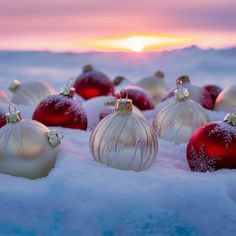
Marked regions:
[127,37,144,52]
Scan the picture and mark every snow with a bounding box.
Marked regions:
[0,46,236,235]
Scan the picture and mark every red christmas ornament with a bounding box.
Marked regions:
[74,65,114,100]
[0,91,8,103]
[115,86,155,111]
[33,83,87,130]
[0,108,6,128]
[187,111,236,172]
[203,84,222,104]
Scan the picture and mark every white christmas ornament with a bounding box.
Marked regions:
[0,104,63,179]
[153,85,210,144]
[9,79,56,106]
[90,90,158,171]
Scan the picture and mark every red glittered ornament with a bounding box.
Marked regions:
[74,65,114,100]
[203,84,222,104]
[0,108,6,128]
[187,111,236,172]
[115,86,155,111]
[33,83,87,130]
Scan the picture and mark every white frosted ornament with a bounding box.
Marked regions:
[90,90,158,171]
[153,85,210,144]
[135,70,169,105]
[9,79,56,106]
[82,95,147,130]
[0,104,63,179]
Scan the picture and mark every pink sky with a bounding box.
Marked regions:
[1,0,236,51]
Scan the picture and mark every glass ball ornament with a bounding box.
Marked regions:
[73,64,114,100]
[187,111,236,172]
[32,83,87,130]
[9,79,56,106]
[0,104,63,179]
[90,89,158,171]
[82,95,146,130]
[153,85,210,144]
[135,70,169,105]
[214,85,236,112]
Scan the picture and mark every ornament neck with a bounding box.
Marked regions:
[115,99,133,113]
[60,87,75,98]
[9,79,21,92]
[46,130,63,147]
[224,112,236,126]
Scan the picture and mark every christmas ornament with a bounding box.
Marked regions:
[135,70,169,105]
[82,95,146,130]
[214,85,236,112]
[33,91,87,130]
[0,104,63,179]
[73,65,114,100]
[0,108,6,128]
[113,76,132,92]
[153,85,210,144]
[90,89,158,171]
[9,79,56,106]
[187,111,236,172]
[203,84,222,104]
[116,86,155,111]
[0,90,8,103]
[161,76,214,110]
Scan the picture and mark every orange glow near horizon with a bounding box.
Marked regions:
[82,35,194,52]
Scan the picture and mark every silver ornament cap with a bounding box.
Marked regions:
[224,110,236,126]
[6,103,22,123]
[9,79,21,92]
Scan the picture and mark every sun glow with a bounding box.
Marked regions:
[83,35,193,52]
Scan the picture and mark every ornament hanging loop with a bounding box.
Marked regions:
[120,88,128,100]
[61,78,75,98]
[6,103,22,123]
[66,78,74,88]
[8,103,17,114]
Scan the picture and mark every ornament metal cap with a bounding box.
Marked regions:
[46,130,63,147]
[82,64,93,73]
[9,79,21,92]
[224,110,236,126]
[154,70,165,78]
[60,78,75,98]
[113,76,124,86]
[176,75,190,85]
[115,89,133,113]
[174,83,190,101]
[6,103,22,123]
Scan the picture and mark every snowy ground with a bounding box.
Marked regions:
[0,46,236,235]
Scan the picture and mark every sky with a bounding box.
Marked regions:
[0,0,236,52]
